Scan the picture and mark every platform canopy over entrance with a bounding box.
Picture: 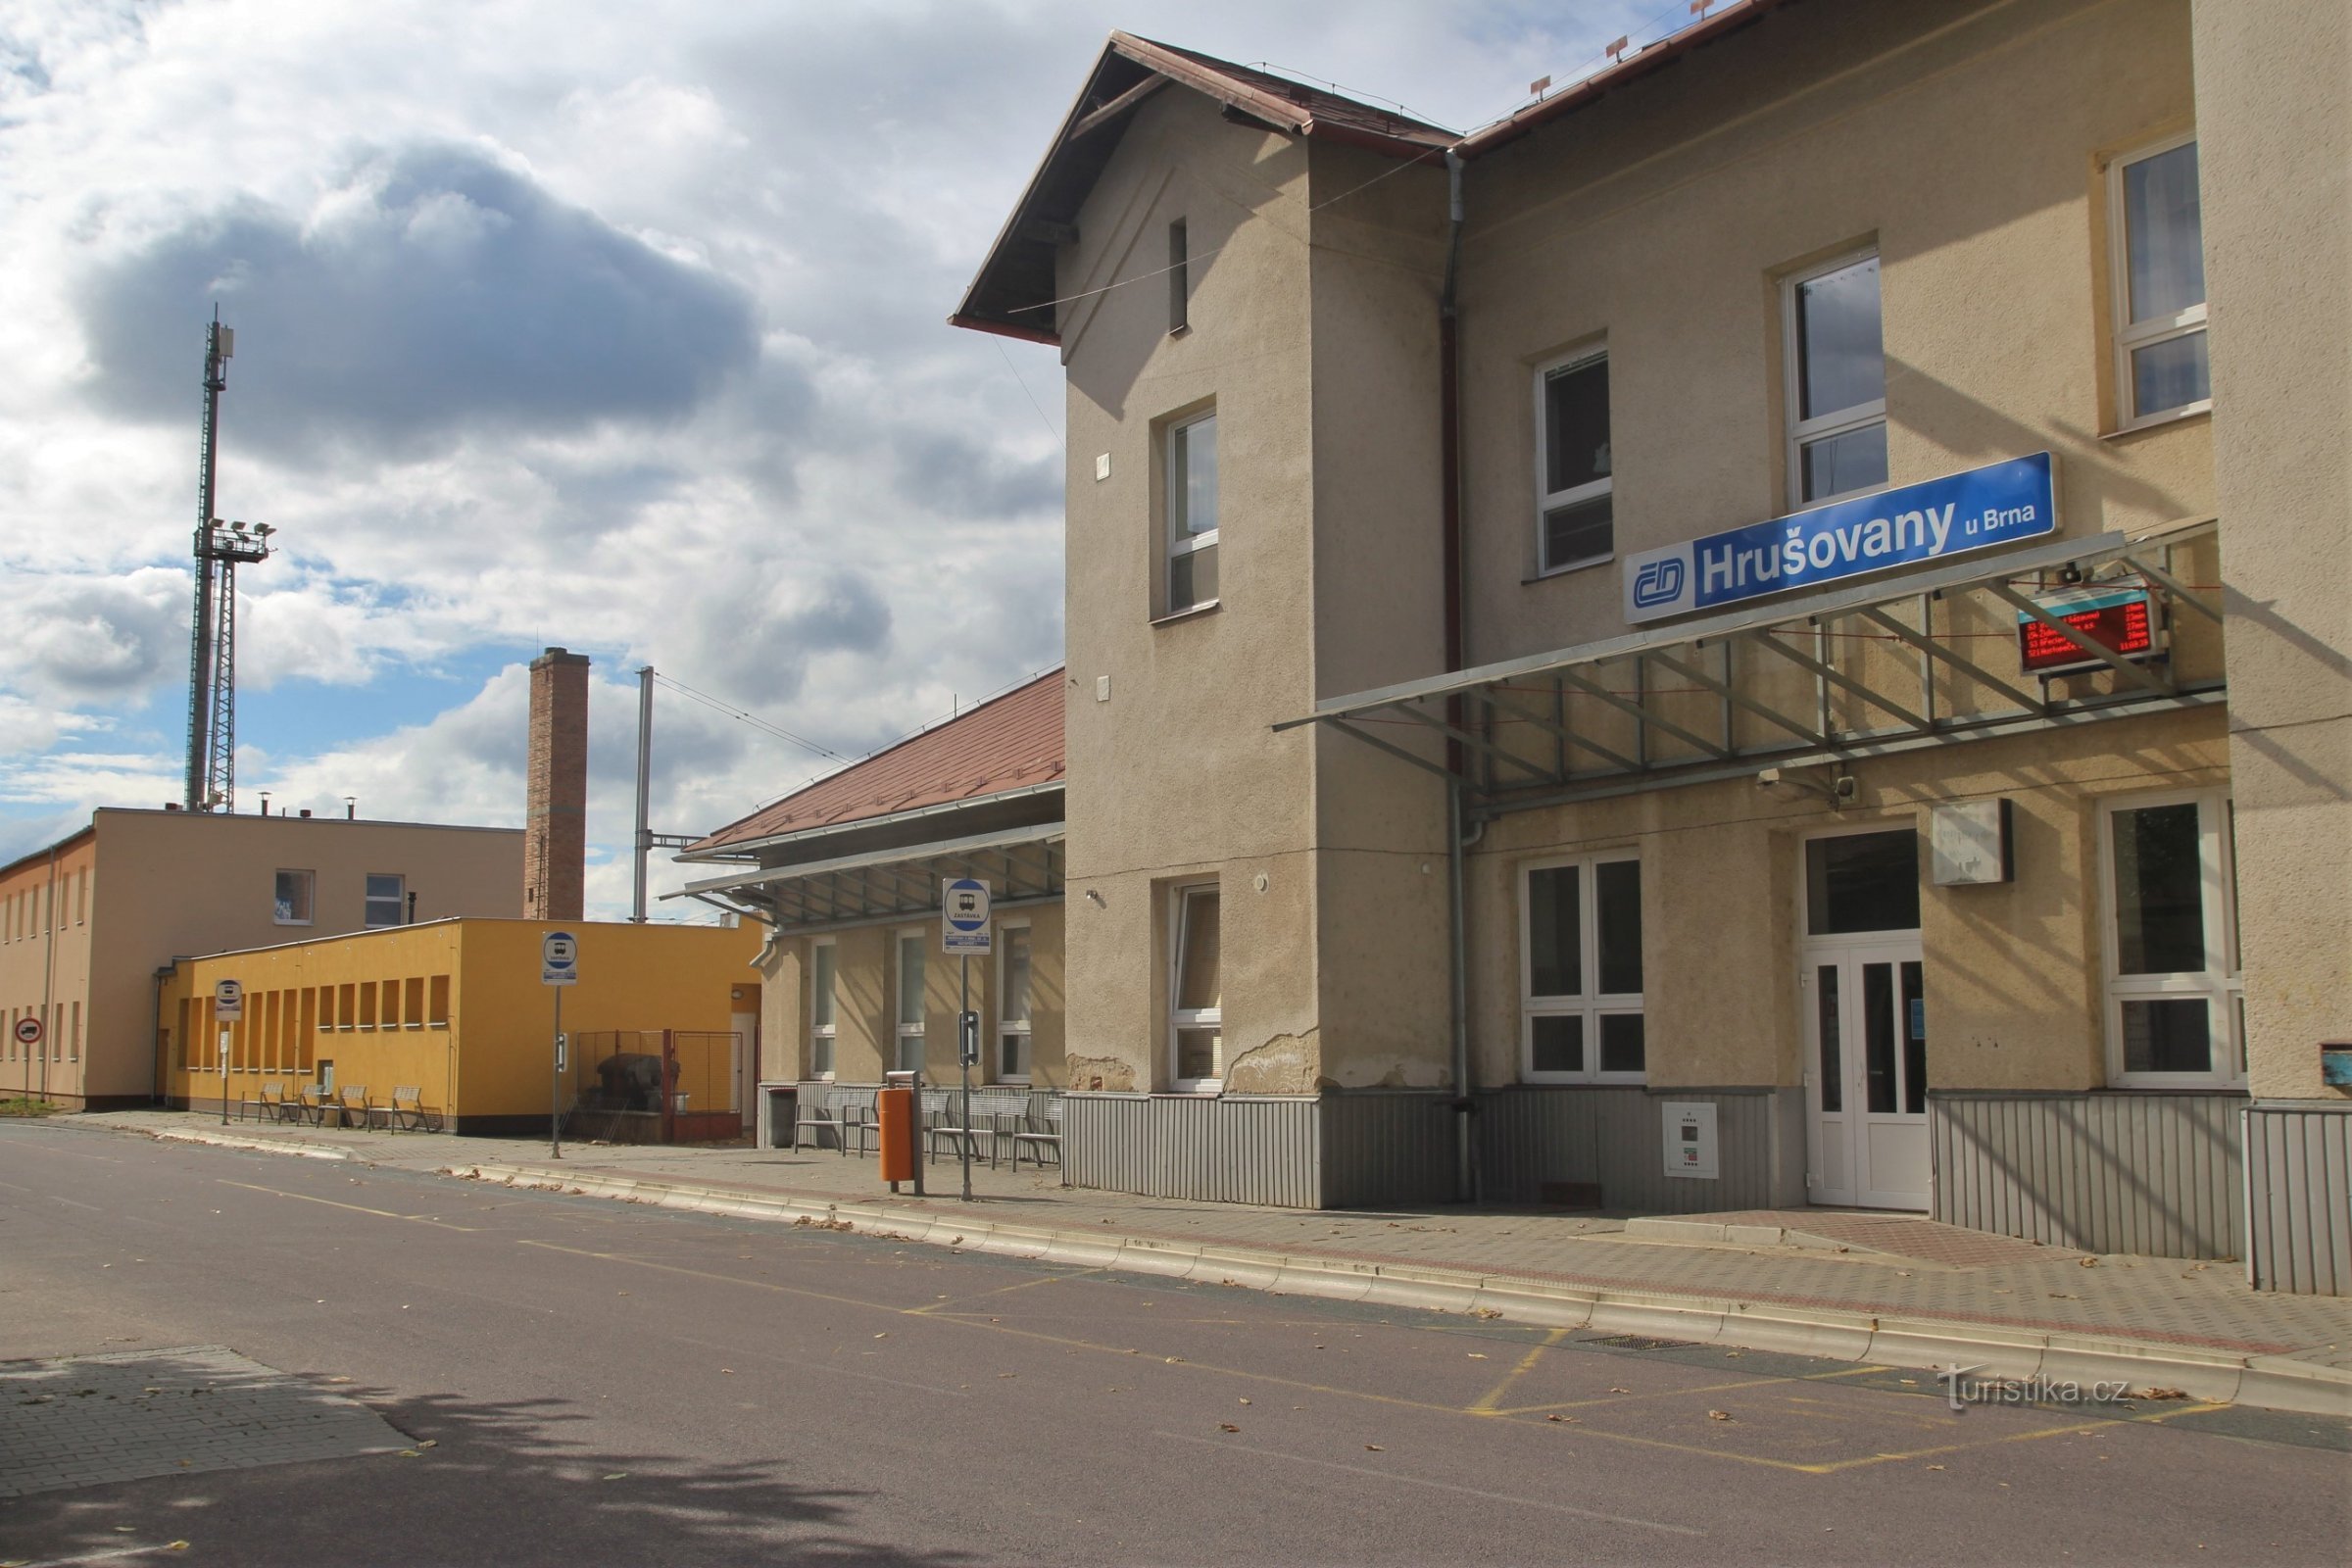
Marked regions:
[1279,521,2225,816]
[674,822,1064,934]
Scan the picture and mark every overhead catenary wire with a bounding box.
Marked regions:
[652,673,848,763]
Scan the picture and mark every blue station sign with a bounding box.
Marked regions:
[1620,453,2057,624]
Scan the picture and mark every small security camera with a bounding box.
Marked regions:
[1833,775,1857,802]
[1756,767,1784,789]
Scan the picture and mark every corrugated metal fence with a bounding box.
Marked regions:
[1066,1093,1321,1207]
[1929,1091,2243,1259]
[1476,1087,1790,1211]
[2245,1102,2352,1294]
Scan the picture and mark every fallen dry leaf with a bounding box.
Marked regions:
[1365,1445,1385,1452]
[1218,1423,1240,1434]
[1467,1352,1489,1360]
[1544,1414,1576,1424]
[1608,1387,1632,1395]
[1237,1398,1250,1405]
[1707,1410,1733,1422]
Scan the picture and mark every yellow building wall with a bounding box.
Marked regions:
[162,917,762,1122]
[0,831,98,1104]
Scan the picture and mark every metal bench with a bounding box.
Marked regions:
[253,1083,294,1123]
[337,1085,379,1129]
[387,1086,441,1132]
[1009,1093,1063,1177]
[791,1084,850,1152]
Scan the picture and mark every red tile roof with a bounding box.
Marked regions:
[687,670,1064,855]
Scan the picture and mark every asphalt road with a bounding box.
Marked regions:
[1,1119,2344,1567]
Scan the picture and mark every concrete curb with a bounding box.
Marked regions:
[456,1160,2352,1417]
[150,1128,352,1161]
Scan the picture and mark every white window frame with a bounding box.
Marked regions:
[996,920,1033,1084]
[1519,852,1645,1085]
[1531,343,1613,576]
[1167,881,1223,1093]
[1782,247,1888,508]
[2107,130,2210,432]
[273,868,316,926]
[2099,789,2242,1088]
[808,938,837,1080]
[364,873,405,929]
[894,928,926,1076]
[1163,407,1219,616]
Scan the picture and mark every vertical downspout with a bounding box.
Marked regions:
[1440,148,1476,1202]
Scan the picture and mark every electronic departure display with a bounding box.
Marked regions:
[2017,585,2157,675]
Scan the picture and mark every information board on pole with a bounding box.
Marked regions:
[213,979,244,1020]
[942,878,992,956]
[542,931,579,986]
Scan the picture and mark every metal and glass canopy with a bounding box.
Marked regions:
[1278,522,2223,814]
[669,822,1065,933]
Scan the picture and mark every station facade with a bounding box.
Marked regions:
[708,0,2345,1290]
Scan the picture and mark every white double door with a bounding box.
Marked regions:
[1801,937,1930,1210]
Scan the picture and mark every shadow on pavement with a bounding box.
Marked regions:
[4,1373,981,1567]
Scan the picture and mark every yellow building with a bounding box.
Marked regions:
[3,808,522,1109]
[161,917,765,1135]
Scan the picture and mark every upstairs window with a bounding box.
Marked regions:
[1168,219,1190,333]
[1535,347,1613,573]
[1521,854,1645,1082]
[365,873,405,928]
[274,869,315,925]
[1164,409,1219,614]
[1785,251,1886,505]
[2110,134,2208,426]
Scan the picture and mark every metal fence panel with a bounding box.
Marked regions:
[2246,1102,2352,1295]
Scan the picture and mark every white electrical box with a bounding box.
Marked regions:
[1931,798,2013,885]
[1662,1101,1718,1180]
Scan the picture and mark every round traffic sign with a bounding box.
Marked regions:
[543,932,577,967]
[13,1015,42,1047]
[944,878,991,931]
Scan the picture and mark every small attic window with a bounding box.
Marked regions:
[1168,220,1190,335]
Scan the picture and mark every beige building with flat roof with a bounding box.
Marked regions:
[921,1,2350,1287]
[0,807,522,1108]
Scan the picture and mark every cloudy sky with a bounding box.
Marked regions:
[0,0,1653,917]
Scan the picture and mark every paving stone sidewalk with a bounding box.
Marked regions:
[0,1345,410,1499]
[69,1110,2352,1367]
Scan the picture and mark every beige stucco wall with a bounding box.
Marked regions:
[81,809,522,1102]
[1467,710,2231,1095]
[761,904,1067,1088]
[1457,0,2212,666]
[1060,89,1324,1093]
[2193,0,2352,1101]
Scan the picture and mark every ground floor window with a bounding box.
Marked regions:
[809,939,837,1078]
[1169,882,1222,1089]
[1520,853,1644,1082]
[997,923,1032,1082]
[895,930,926,1074]
[2103,790,2241,1086]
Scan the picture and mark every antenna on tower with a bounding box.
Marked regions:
[183,309,274,812]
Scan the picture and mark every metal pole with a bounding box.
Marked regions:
[631,666,654,923]
[219,1024,229,1125]
[551,987,564,1158]
[186,316,227,811]
[959,954,972,1202]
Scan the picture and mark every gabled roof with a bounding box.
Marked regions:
[951,31,1454,346]
[683,669,1064,858]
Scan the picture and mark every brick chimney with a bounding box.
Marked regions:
[523,647,590,921]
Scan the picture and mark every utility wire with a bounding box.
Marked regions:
[652,673,847,762]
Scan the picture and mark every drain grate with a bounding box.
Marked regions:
[1588,1334,1696,1351]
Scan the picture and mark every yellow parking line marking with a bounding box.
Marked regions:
[1153,1430,1704,1536]
[220,1180,480,1231]
[501,1238,2198,1479]
[911,1269,1102,1313]
[1469,1327,1570,1413]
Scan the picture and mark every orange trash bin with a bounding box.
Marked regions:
[876,1086,915,1183]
